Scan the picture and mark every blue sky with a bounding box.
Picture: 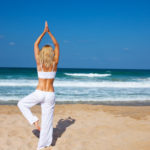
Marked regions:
[0,0,150,69]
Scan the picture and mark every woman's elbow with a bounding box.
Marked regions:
[54,42,59,47]
[34,41,39,46]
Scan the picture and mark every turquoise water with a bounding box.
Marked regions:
[1,67,150,104]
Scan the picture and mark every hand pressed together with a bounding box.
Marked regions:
[44,21,50,33]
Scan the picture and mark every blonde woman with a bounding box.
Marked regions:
[17,21,59,150]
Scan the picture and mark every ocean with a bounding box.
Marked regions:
[1,67,150,105]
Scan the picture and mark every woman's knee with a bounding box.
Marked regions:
[17,100,23,109]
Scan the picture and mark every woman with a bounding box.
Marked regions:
[17,21,59,150]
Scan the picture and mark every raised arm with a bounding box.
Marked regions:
[34,31,46,65]
[34,21,59,65]
[34,21,49,65]
[47,30,59,64]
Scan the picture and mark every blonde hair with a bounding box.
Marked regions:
[39,45,54,68]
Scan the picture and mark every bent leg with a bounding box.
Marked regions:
[17,90,44,125]
[37,93,55,150]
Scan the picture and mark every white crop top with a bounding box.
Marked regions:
[37,62,56,79]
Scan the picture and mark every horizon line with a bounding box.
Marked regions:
[0,66,150,71]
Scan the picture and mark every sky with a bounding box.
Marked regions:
[0,0,150,69]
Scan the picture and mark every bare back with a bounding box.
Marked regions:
[36,61,58,92]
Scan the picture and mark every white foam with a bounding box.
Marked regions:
[0,79,150,88]
[55,97,150,102]
[55,81,150,88]
[0,96,20,101]
[64,73,111,77]
[0,79,38,86]
[1,96,150,102]
[137,77,150,81]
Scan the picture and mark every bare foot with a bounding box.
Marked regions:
[43,146,52,150]
[33,120,41,131]
[39,146,52,150]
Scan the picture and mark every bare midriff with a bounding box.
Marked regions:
[36,78,55,92]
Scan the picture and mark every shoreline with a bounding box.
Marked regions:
[1,100,150,106]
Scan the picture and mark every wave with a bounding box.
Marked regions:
[55,81,150,88]
[1,96,150,102]
[0,96,20,101]
[136,77,150,81]
[1,79,150,88]
[0,79,37,86]
[55,97,150,102]
[64,73,111,77]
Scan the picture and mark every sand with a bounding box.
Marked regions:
[0,104,150,150]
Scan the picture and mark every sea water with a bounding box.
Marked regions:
[0,67,150,105]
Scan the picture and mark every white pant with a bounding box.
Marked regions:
[17,89,55,150]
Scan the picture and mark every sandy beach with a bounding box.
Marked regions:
[0,104,150,150]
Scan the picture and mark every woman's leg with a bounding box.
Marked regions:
[17,90,44,126]
[37,93,55,150]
